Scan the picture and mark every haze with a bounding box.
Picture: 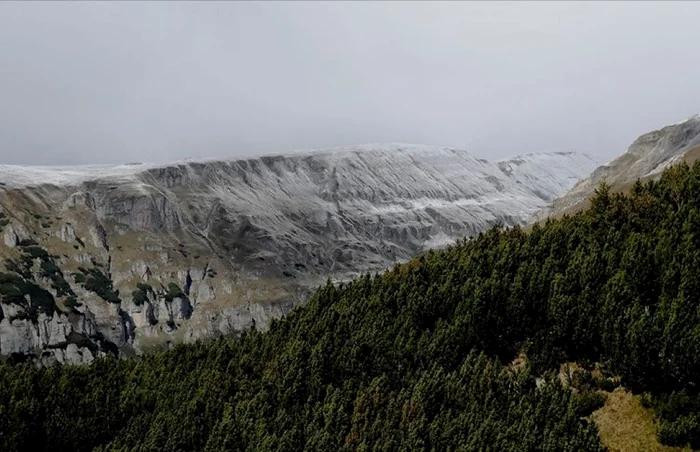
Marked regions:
[1,1,699,166]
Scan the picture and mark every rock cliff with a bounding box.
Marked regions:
[0,144,596,364]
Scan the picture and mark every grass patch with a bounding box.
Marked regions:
[591,388,689,452]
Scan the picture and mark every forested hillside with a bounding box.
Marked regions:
[3,163,700,451]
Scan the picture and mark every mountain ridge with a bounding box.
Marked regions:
[0,144,596,364]
[536,114,700,221]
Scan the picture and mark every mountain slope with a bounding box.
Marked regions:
[498,151,600,203]
[536,114,700,220]
[3,160,700,451]
[0,144,596,364]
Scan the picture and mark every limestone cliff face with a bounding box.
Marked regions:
[0,144,596,364]
[536,115,700,221]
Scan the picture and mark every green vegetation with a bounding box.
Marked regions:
[63,295,82,309]
[2,163,700,450]
[0,211,9,230]
[23,245,49,259]
[40,258,73,298]
[164,282,183,302]
[83,268,120,304]
[0,272,55,320]
[131,282,153,306]
[0,244,70,319]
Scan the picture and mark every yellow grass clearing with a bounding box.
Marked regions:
[591,388,692,452]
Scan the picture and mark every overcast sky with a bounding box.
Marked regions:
[1,2,699,165]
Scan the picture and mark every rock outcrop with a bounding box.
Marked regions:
[536,114,700,221]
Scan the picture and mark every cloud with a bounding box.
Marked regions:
[0,2,699,165]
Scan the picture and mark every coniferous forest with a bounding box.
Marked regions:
[3,163,700,451]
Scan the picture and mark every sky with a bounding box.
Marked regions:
[1,2,699,166]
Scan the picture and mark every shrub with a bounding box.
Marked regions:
[23,246,49,260]
[574,391,606,417]
[164,283,183,302]
[0,272,23,285]
[64,296,82,309]
[84,268,121,304]
[0,282,24,303]
[50,275,73,298]
[593,376,618,392]
[131,283,152,306]
[659,415,700,448]
[40,260,60,278]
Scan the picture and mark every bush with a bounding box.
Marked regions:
[131,283,152,306]
[22,246,49,260]
[659,415,700,448]
[64,296,82,309]
[0,283,24,303]
[0,272,23,285]
[50,275,73,298]
[164,283,183,302]
[84,268,120,304]
[574,391,606,417]
[40,260,60,278]
[593,376,618,392]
